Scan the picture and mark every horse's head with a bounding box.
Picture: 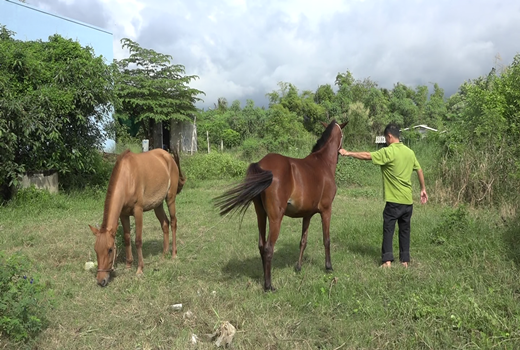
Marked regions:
[89,225,116,287]
[320,120,349,151]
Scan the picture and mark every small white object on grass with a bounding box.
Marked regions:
[170,303,183,311]
[84,261,96,271]
[190,333,198,345]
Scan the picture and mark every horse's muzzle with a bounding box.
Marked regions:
[97,273,110,287]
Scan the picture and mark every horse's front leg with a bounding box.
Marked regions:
[320,209,333,272]
[120,215,133,268]
[134,208,145,275]
[296,216,312,272]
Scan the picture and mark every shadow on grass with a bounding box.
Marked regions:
[346,242,380,261]
[113,225,169,264]
[221,241,323,283]
[502,216,520,267]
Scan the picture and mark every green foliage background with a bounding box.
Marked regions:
[0,25,114,194]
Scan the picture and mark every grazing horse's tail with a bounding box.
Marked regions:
[215,162,273,217]
[172,148,186,194]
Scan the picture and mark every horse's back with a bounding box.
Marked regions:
[257,153,326,188]
[257,153,293,176]
[129,149,175,179]
[120,149,179,211]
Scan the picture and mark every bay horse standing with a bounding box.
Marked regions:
[215,120,348,291]
[89,148,185,287]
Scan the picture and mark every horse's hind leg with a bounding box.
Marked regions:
[263,216,282,291]
[120,215,133,268]
[154,205,171,257]
[296,216,312,272]
[253,197,281,291]
[134,207,145,274]
[253,198,267,275]
[165,191,178,259]
[320,209,333,272]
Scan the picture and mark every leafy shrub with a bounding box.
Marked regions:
[240,138,268,161]
[430,205,470,245]
[0,252,50,342]
[11,185,53,205]
[59,151,114,192]
[400,129,422,146]
[336,156,379,187]
[112,142,143,154]
[221,129,241,148]
[9,186,69,212]
[182,152,248,181]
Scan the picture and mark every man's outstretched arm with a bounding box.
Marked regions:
[339,149,372,160]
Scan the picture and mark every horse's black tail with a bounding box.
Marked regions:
[214,163,273,217]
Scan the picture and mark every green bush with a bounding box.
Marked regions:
[9,186,70,214]
[182,152,248,181]
[59,152,114,192]
[0,252,50,342]
[336,155,379,187]
[430,205,470,245]
[11,186,53,205]
[221,129,241,148]
[240,138,268,161]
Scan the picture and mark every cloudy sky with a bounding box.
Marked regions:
[28,0,520,109]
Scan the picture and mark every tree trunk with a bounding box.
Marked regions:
[153,120,163,149]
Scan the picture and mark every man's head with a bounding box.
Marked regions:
[384,123,400,144]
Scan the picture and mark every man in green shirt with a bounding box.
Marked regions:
[339,124,428,267]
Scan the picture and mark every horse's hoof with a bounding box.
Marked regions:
[325,267,334,273]
[294,264,302,272]
[264,286,276,292]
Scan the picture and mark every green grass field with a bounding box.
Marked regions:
[1,175,520,349]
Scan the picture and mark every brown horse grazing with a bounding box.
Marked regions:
[215,120,348,291]
[89,148,185,287]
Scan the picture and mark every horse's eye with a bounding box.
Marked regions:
[108,248,113,254]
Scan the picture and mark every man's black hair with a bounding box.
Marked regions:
[384,123,400,139]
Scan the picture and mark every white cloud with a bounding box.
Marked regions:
[27,0,520,108]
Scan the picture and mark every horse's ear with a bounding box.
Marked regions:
[339,121,349,129]
[89,225,100,236]
[320,121,328,128]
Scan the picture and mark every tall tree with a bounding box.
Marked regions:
[389,83,419,128]
[114,38,204,149]
[424,83,447,128]
[314,84,335,105]
[0,26,114,198]
[413,85,429,124]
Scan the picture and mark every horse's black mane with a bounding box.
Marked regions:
[311,120,337,154]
